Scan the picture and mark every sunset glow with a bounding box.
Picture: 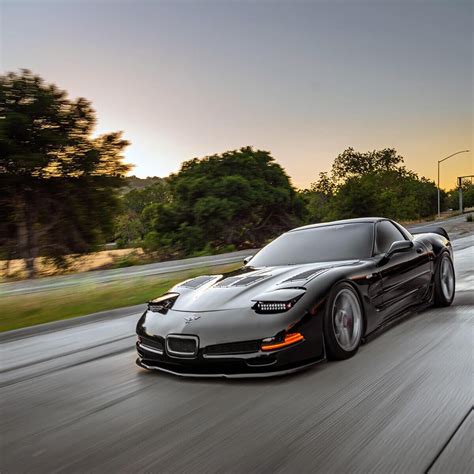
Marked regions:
[2,0,472,189]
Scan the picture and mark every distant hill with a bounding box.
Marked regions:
[122,175,167,191]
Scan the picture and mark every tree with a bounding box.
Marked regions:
[144,147,304,255]
[332,147,404,182]
[329,170,438,221]
[447,181,474,211]
[0,70,131,277]
[304,148,439,223]
[115,180,171,248]
[300,172,335,223]
[122,179,170,214]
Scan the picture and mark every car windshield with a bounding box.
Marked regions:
[249,223,374,266]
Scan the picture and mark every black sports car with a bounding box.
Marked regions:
[136,218,455,377]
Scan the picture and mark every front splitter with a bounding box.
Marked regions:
[136,357,324,379]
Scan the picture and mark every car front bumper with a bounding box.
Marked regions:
[135,332,325,378]
[136,304,326,378]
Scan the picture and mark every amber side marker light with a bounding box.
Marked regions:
[261,333,304,351]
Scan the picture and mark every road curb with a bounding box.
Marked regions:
[0,304,146,343]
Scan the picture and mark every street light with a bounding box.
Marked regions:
[437,149,470,217]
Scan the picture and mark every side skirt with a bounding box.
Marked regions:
[361,297,433,344]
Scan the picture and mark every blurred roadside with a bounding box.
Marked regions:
[0,262,241,333]
[1,211,472,282]
[0,215,471,333]
[1,247,144,281]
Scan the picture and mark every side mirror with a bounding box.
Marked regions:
[386,240,413,258]
[378,240,413,266]
[243,255,253,265]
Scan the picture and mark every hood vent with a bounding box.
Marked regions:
[231,275,267,287]
[215,274,270,288]
[179,275,217,289]
[283,269,327,283]
[215,276,242,288]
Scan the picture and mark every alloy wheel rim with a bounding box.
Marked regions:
[332,289,362,352]
[440,257,454,301]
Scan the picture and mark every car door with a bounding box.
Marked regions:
[375,220,432,321]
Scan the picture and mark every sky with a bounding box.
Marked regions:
[1,0,472,190]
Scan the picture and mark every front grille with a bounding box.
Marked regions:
[167,336,198,357]
[140,336,165,352]
[205,340,260,356]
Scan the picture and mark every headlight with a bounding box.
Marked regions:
[147,293,179,314]
[252,297,302,314]
[251,289,305,314]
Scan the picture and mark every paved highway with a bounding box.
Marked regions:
[1,235,472,473]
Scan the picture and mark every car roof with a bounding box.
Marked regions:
[289,217,387,233]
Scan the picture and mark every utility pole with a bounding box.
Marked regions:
[458,177,463,214]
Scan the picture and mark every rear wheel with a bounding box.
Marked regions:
[324,283,363,360]
[433,253,455,307]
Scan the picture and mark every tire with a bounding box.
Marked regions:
[433,253,455,307]
[323,282,364,360]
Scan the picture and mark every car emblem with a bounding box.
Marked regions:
[184,315,201,325]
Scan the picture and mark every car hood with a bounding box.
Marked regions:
[169,259,361,312]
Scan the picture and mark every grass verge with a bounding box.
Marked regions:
[0,263,240,333]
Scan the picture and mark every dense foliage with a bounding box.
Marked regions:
[117,147,305,256]
[116,147,445,259]
[1,70,458,276]
[0,70,130,276]
[115,178,171,248]
[446,181,474,211]
[303,148,441,223]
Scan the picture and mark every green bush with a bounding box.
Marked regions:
[305,148,439,222]
[142,231,161,252]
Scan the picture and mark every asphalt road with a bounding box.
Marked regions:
[1,237,472,473]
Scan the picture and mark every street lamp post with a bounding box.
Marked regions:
[437,150,470,218]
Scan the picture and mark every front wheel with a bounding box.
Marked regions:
[433,253,455,307]
[323,283,363,360]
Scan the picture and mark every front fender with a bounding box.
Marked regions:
[301,262,380,335]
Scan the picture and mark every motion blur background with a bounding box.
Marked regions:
[1,0,472,330]
[1,2,473,473]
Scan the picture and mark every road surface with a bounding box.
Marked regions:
[1,236,472,473]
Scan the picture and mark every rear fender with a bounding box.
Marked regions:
[412,232,452,260]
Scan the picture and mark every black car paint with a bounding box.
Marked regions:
[136,218,453,377]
